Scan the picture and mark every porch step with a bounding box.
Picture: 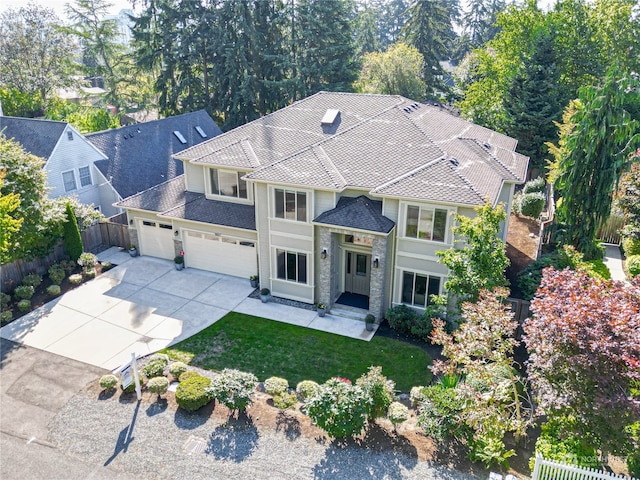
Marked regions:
[329,304,368,322]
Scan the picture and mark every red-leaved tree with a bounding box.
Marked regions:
[524,268,640,455]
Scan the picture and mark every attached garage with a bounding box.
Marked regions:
[183,229,257,278]
[138,220,175,259]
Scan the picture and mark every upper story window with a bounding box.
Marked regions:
[67,131,73,141]
[78,166,92,187]
[405,205,448,242]
[209,168,247,199]
[275,188,306,222]
[62,171,77,192]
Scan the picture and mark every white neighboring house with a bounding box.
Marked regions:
[0,116,118,215]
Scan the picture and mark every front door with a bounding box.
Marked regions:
[345,251,371,296]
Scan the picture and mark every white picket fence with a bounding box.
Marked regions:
[532,455,638,480]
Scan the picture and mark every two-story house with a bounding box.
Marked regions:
[116,92,528,321]
[0,116,114,212]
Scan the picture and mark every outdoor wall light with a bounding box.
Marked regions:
[321,248,327,259]
[373,257,379,268]
[129,219,133,226]
[174,230,179,236]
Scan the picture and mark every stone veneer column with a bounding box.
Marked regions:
[318,227,333,308]
[173,239,184,257]
[369,235,388,322]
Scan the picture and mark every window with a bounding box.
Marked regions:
[78,166,92,187]
[401,271,441,308]
[274,189,306,222]
[405,205,447,242]
[209,168,247,199]
[276,249,307,284]
[62,171,77,192]
[67,131,73,141]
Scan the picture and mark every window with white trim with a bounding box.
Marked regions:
[276,249,307,284]
[78,166,92,187]
[274,188,306,222]
[401,271,441,308]
[405,205,448,242]
[62,171,77,192]
[209,168,247,199]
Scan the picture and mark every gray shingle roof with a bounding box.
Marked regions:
[0,117,67,160]
[179,92,528,207]
[88,110,222,199]
[115,176,255,231]
[313,195,395,234]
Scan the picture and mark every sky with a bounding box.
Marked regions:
[0,0,138,20]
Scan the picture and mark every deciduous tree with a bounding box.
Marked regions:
[524,267,640,456]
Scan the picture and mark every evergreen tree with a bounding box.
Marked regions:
[63,202,84,262]
[295,0,358,99]
[554,67,640,259]
[463,0,505,48]
[375,0,409,49]
[354,4,381,58]
[504,29,564,174]
[401,0,453,98]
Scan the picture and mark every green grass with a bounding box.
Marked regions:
[163,312,432,392]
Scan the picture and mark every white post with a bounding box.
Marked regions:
[131,352,141,401]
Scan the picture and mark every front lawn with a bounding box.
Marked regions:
[163,312,432,392]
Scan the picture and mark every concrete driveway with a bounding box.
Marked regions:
[0,249,255,370]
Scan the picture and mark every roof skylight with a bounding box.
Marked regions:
[195,126,207,138]
[173,130,187,144]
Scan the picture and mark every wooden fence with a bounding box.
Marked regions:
[597,215,624,245]
[532,455,638,480]
[1,219,129,292]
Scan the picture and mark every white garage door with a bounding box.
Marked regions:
[184,230,257,278]
[138,220,175,259]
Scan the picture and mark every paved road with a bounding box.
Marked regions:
[0,338,138,480]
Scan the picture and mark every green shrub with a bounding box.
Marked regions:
[530,417,599,470]
[147,376,170,398]
[14,285,34,300]
[356,366,395,420]
[519,192,545,218]
[627,255,640,278]
[168,361,188,379]
[410,386,427,408]
[622,237,640,256]
[387,401,409,429]
[305,377,372,438]
[417,384,468,442]
[522,176,545,194]
[296,380,320,401]
[77,252,97,272]
[142,360,166,378]
[46,285,61,297]
[175,374,212,411]
[61,260,77,275]
[48,264,66,285]
[83,268,96,279]
[1,292,11,309]
[17,299,31,312]
[385,304,437,341]
[63,202,83,261]
[179,370,200,382]
[273,392,298,410]
[585,259,610,279]
[511,191,522,216]
[22,274,42,288]
[206,369,257,413]
[100,261,113,271]
[99,374,118,390]
[1,310,13,323]
[264,376,289,396]
[628,450,640,478]
[149,353,169,364]
[68,274,83,285]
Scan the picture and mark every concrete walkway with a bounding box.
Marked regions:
[602,243,628,282]
[1,248,376,371]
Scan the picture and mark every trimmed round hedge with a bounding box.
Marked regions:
[175,375,212,412]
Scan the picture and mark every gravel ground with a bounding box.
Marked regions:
[49,392,478,480]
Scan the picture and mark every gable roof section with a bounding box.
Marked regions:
[116,175,255,231]
[313,195,395,234]
[88,110,222,199]
[0,117,67,159]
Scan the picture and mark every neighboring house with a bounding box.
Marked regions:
[116,92,528,320]
[0,116,112,212]
[86,110,223,217]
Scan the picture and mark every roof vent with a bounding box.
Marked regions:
[450,157,459,167]
[412,103,419,109]
[137,128,141,133]
[483,142,491,149]
[173,130,187,144]
[321,109,340,126]
[195,126,207,138]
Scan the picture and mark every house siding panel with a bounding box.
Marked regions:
[184,161,205,193]
[314,190,335,216]
[383,198,399,223]
[255,183,271,291]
